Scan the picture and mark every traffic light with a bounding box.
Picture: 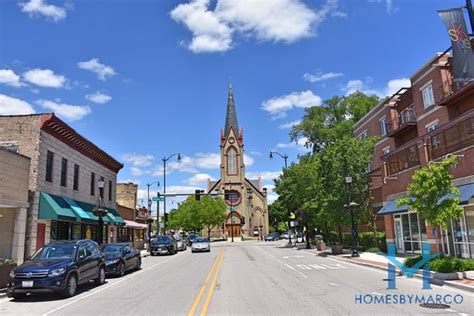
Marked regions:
[195,189,201,201]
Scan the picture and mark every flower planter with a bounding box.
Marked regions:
[331,244,343,255]
[316,241,326,251]
[0,263,16,288]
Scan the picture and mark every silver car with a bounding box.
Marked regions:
[176,236,187,251]
[191,237,210,253]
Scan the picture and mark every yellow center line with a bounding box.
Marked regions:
[199,251,225,316]
[187,250,224,316]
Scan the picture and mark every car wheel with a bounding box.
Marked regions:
[118,262,125,277]
[95,266,106,285]
[63,274,77,298]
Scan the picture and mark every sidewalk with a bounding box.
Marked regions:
[303,248,474,293]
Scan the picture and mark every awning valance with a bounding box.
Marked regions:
[124,220,147,229]
[377,200,408,216]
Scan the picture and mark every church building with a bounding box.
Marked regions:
[207,84,269,239]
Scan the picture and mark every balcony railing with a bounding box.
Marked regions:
[433,76,454,105]
[385,142,420,176]
[429,111,474,159]
[386,108,417,137]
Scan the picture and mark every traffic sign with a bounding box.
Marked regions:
[152,197,164,202]
[228,207,236,212]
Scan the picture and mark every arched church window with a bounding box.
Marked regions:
[227,147,238,175]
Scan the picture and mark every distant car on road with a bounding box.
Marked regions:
[191,237,210,253]
[176,236,187,251]
[102,243,141,277]
[280,233,296,240]
[187,234,200,246]
[264,232,280,241]
[7,240,106,299]
[150,236,177,255]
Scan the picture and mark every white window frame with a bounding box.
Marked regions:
[379,116,387,136]
[425,119,440,133]
[358,129,368,140]
[382,146,390,155]
[420,81,435,108]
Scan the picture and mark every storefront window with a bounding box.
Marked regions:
[397,213,426,254]
[466,211,474,258]
[72,224,81,240]
[57,221,70,240]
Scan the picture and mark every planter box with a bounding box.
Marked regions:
[0,263,17,288]
[463,271,474,280]
[316,241,326,251]
[432,272,461,280]
[331,244,343,255]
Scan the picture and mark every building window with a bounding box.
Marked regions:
[227,147,238,175]
[60,158,68,187]
[90,172,95,196]
[357,130,368,140]
[73,164,80,191]
[427,122,439,133]
[46,151,54,183]
[383,147,390,156]
[379,117,387,136]
[421,84,435,108]
[108,180,112,201]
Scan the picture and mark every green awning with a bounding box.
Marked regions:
[39,192,124,225]
[39,192,78,222]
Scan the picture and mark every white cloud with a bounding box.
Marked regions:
[275,137,310,151]
[122,153,154,167]
[249,151,261,156]
[369,0,398,15]
[36,99,91,121]
[246,171,282,181]
[184,173,214,186]
[130,167,144,176]
[262,90,321,119]
[171,0,339,53]
[77,58,116,81]
[23,68,65,88]
[331,10,347,18]
[279,120,301,129]
[0,94,35,115]
[243,154,254,167]
[18,0,67,22]
[0,69,23,87]
[85,91,112,104]
[266,193,278,204]
[303,71,343,83]
[342,77,410,97]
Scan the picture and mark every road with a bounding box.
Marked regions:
[0,241,473,315]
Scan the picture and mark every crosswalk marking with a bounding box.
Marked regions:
[293,263,347,271]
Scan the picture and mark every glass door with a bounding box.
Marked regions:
[394,218,404,253]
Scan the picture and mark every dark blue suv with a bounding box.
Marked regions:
[7,240,106,299]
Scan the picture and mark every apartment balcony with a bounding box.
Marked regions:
[435,77,474,107]
[429,110,474,159]
[386,108,417,137]
[385,141,420,176]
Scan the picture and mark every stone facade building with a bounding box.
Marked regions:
[354,52,474,258]
[0,113,124,257]
[207,85,269,239]
[0,148,30,263]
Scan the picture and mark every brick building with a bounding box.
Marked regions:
[0,148,30,263]
[0,113,124,257]
[354,52,474,258]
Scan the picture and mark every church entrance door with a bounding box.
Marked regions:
[226,224,241,237]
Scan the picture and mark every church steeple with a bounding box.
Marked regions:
[224,82,239,138]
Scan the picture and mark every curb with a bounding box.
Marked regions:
[0,288,7,298]
[309,251,474,293]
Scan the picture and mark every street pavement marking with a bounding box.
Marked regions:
[282,255,304,259]
[254,246,308,279]
[199,251,225,316]
[329,282,339,286]
[187,250,223,316]
[294,263,347,271]
[42,259,171,316]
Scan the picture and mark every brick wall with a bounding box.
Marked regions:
[0,149,30,204]
[116,183,138,210]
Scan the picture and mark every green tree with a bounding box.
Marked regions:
[199,196,227,238]
[268,200,287,232]
[397,156,464,229]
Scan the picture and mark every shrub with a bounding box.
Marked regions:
[0,258,14,266]
[365,247,381,253]
[404,255,423,268]
[430,257,456,273]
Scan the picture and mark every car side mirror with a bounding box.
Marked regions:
[79,255,86,261]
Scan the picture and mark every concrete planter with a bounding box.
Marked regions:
[316,241,326,251]
[462,271,474,280]
[432,272,461,280]
[0,263,16,288]
[331,244,343,255]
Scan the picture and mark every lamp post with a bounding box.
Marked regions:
[92,177,107,245]
[146,181,160,247]
[247,188,253,238]
[344,176,360,257]
[269,151,291,245]
[162,153,181,234]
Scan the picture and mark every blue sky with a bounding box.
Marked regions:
[0,0,466,212]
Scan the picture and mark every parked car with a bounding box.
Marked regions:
[102,243,141,277]
[150,236,177,255]
[280,233,296,240]
[187,234,200,246]
[191,237,210,253]
[175,236,187,251]
[7,240,106,299]
[264,232,280,241]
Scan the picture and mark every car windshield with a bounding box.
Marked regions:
[152,236,170,243]
[194,238,208,243]
[31,244,75,260]
[102,244,124,253]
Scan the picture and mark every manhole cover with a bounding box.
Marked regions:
[419,303,450,309]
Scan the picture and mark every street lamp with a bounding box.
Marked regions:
[92,177,107,245]
[269,151,292,246]
[162,153,181,234]
[344,176,360,257]
[146,181,160,248]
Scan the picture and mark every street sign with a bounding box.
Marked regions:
[152,197,164,202]
[228,207,236,212]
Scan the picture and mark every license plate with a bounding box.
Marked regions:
[22,281,33,288]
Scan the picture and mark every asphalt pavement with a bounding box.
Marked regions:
[0,241,472,316]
